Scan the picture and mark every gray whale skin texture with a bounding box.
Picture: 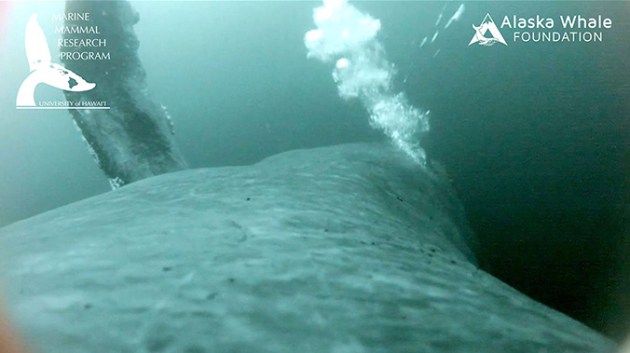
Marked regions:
[0,143,615,353]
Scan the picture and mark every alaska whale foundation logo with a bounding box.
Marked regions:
[468,12,613,47]
[16,13,109,110]
[469,14,507,46]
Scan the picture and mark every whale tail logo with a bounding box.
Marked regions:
[469,13,507,47]
[16,14,96,107]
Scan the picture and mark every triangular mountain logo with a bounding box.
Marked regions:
[469,13,508,47]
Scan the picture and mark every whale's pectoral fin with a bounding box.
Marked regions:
[62,0,188,189]
[25,14,51,72]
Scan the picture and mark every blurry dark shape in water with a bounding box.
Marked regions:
[62,1,188,189]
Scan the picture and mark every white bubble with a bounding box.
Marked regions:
[314,7,333,22]
[370,19,381,32]
[336,58,349,69]
[305,29,323,43]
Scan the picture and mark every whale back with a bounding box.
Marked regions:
[0,144,614,353]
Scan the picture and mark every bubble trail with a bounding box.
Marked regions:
[304,0,430,165]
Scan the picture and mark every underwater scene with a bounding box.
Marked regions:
[0,1,628,352]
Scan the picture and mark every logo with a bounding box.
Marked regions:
[16,14,96,108]
[469,13,507,47]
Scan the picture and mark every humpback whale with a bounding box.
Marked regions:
[0,144,615,353]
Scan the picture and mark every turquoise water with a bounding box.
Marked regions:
[0,0,628,340]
